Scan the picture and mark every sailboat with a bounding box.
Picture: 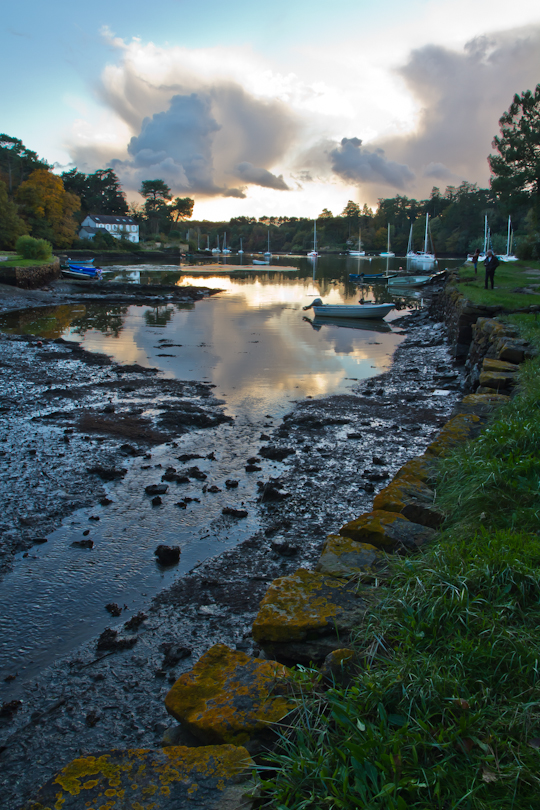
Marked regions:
[211,235,221,254]
[380,223,395,257]
[349,229,365,256]
[238,237,244,255]
[467,215,489,262]
[222,232,231,254]
[408,214,436,266]
[307,220,318,258]
[498,216,518,262]
[264,230,272,257]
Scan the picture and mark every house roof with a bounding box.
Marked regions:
[86,214,137,225]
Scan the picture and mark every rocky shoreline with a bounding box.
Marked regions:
[0,279,475,807]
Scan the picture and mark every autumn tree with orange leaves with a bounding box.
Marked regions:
[16,169,80,248]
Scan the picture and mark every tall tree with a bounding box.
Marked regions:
[489,84,540,213]
[0,135,49,193]
[139,179,172,203]
[62,168,128,216]
[0,180,28,248]
[16,169,80,248]
[170,196,194,223]
[319,208,333,219]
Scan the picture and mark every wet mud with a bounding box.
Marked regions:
[0,286,465,809]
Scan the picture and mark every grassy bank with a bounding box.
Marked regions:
[261,322,540,808]
[456,259,540,310]
[0,253,56,268]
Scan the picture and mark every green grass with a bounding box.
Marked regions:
[0,254,55,267]
[260,320,540,809]
[455,260,540,310]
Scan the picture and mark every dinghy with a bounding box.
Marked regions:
[303,298,394,320]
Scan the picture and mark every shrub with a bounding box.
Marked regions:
[15,235,52,260]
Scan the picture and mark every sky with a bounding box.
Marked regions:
[2,0,540,220]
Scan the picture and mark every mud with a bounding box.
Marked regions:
[0,285,466,809]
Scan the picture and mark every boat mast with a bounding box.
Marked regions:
[387,222,391,254]
[424,214,429,254]
[483,215,488,254]
[506,215,511,257]
[314,220,317,252]
[407,223,413,254]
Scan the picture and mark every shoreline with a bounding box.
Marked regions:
[0,280,464,807]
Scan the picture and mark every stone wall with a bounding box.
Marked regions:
[0,258,60,289]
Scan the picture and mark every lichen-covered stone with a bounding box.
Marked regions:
[461,393,510,406]
[252,569,368,653]
[393,455,435,484]
[424,413,481,457]
[320,648,362,685]
[482,357,519,374]
[315,534,386,577]
[165,644,294,746]
[22,745,254,810]
[495,336,532,364]
[478,369,517,391]
[371,480,443,529]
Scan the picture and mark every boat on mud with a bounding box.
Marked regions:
[303,298,394,319]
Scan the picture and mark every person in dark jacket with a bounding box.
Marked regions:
[484,249,499,289]
[472,247,481,273]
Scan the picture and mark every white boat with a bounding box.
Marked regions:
[264,230,272,257]
[380,222,395,257]
[212,235,221,254]
[408,214,436,265]
[498,216,518,262]
[303,297,394,319]
[388,275,432,287]
[238,237,244,255]
[349,229,365,256]
[222,232,231,254]
[253,259,270,265]
[61,268,99,281]
[307,220,318,258]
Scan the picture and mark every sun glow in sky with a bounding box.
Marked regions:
[2,0,540,219]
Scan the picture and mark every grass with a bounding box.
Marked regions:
[259,318,540,809]
[0,253,55,267]
[455,260,540,310]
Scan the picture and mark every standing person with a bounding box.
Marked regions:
[472,248,481,274]
[484,249,499,290]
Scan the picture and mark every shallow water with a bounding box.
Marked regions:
[0,258,459,689]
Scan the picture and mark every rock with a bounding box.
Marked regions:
[155,545,181,565]
[21,745,254,810]
[245,464,262,472]
[0,700,22,718]
[96,627,138,652]
[99,497,113,506]
[165,643,295,747]
[222,507,248,518]
[424,413,482,457]
[478,369,517,391]
[120,443,141,456]
[257,480,291,502]
[316,534,386,576]
[162,642,192,668]
[105,602,122,616]
[247,456,260,464]
[85,709,100,727]
[87,465,127,481]
[225,479,239,488]
[187,466,208,480]
[259,445,296,462]
[320,648,362,685]
[496,336,532,364]
[207,485,221,493]
[71,539,94,549]
[270,540,299,557]
[177,453,204,462]
[393,455,436,484]
[152,495,163,506]
[103,403,115,413]
[124,611,147,630]
[372,477,444,529]
[252,569,369,663]
[145,483,169,495]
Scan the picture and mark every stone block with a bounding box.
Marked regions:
[482,357,519,374]
[22,745,254,810]
[315,534,386,577]
[478,370,516,391]
[252,569,369,663]
[393,455,436,484]
[496,337,532,364]
[339,508,436,547]
[425,413,481,457]
[165,644,294,747]
[320,648,362,685]
[371,478,443,528]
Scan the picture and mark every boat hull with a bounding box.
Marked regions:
[349,273,397,282]
[388,275,431,287]
[61,269,97,281]
[312,303,394,319]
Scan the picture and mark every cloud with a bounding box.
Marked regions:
[69,37,298,200]
[423,162,455,180]
[233,162,290,190]
[329,137,415,189]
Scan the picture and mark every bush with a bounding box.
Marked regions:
[15,235,52,260]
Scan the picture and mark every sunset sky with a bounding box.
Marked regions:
[2,0,539,219]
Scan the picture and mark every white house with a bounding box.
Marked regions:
[79,214,139,244]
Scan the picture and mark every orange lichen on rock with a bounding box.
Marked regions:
[424,414,480,457]
[339,508,438,546]
[338,510,409,546]
[393,455,435,484]
[252,568,367,645]
[315,534,385,577]
[22,745,253,809]
[482,358,519,374]
[165,643,295,746]
[461,393,510,406]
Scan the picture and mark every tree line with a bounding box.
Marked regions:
[0,83,538,256]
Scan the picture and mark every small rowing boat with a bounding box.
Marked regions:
[349,273,397,282]
[303,298,394,320]
[387,275,432,287]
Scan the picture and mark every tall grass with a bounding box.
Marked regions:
[259,320,540,809]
